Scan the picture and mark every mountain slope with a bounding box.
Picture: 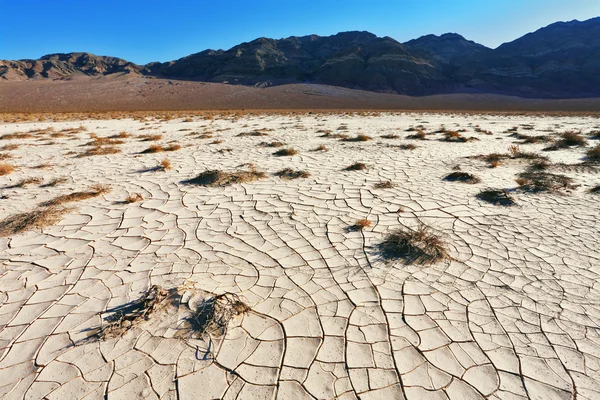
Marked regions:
[1,17,599,98]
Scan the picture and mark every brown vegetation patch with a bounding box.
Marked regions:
[275,168,310,179]
[259,141,285,148]
[1,144,19,151]
[345,162,367,171]
[181,293,250,339]
[476,189,515,206]
[313,144,328,151]
[586,144,600,162]
[0,163,15,175]
[273,148,297,156]
[40,184,111,207]
[183,169,267,187]
[237,131,269,137]
[406,130,427,140]
[544,131,587,150]
[381,134,400,139]
[344,134,372,142]
[79,146,121,157]
[124,193,144,203]
[0,206,70,237]
[41,177,68,187]
[443,172,481,184]
[515,172,575,193]
[140,134,163,141]
[374,181,395,189]
[378,223,449,264]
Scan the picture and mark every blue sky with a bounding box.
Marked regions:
[1,0,598,64]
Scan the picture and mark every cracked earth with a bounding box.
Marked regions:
[0,112,599,399]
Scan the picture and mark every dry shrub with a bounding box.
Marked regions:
[110,131,130,139]
[184,169,267,187]
[442,131,478,143]
[273,148,297,156]
[476,189,515,206]
[381,134,399,139]
[275,168,310,179]
[79,146,121,157]
[586,144,600,162]
[15,177,43,187]
[344,134,372,142]
[165,143,181,151]
[374,180,394,189]
[0,206,70,237]
[42,177,68,187]
[181,293,250,339]
[87,136,124,146]
[124,193,143,203]
[210,139,223,145]
[237,131,268,137]
[259,141,285,148]
[353,219,372,230]
[313,144,328,151]
[140,134,163,141]
[407,130,427,140]
[0,132,33,140]
[398,144,417,150]
[515,172,575,193]
[378,223,448,264]
[142,144,163,153]
[0,163,15,175]
[159,158,171,170]
[320,132,349,139]
[345,162,367,171]
[514,133,551,144]
[96,285,175,340]
[40,184,111,206]
[589,184,600,194]
[544,131,587,150]
[443,171,481,184]
[1,144,19,151]
[0,153,12,160]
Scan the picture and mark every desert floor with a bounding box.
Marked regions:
[0,112,599,400]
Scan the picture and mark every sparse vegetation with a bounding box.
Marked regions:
[544,131,587,150]
[275,168,310,179]
[586,144,600,162]
[259,141,285,148]
[381,134,400,139]
[0,206,70,237]
[374,181,394,189]
[443,172,481,184]
[140,134,163,141]
[378,222,449,264]
[79,146,121,157]
[14,177,43,187]
[184,168,267,186]
[182,293,250,339]
[476,189,515,206]
[40,184,111,207]
[159,159,172,170]
[515,172,575,193]
[589,184,600,194]
[345,162,367,171]
[344,134,372,142]
[352,219,372,230]
[313,144,328,151]
[273,148,297,156]
[237,131,269,137]
[407,130,427,140]
[124,193,144,203]
[0,163,15,175]
[42,177,68,187]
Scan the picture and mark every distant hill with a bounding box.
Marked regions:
[1,17,599,98]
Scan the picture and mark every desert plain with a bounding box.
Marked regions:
[0,111,599,400]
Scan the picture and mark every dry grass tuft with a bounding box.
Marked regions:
[589,184,600,194]
[259,141,285,148]
[476,189,515,206]
[42,177,68,187]
[237,131,269,137]
[352,219,372,230]
[345,162,367,171]
[1,144,19,151]
[275,168,311,179]
[182,293,250,339]
[320,132,349,139]
[159,158,172,170]
[140,134,163,141]
[586,144,600,162]
[79,146,121,157]
[443,171,481,184]
[374,180,395,189]
[378,223,448,264]
[141,144,163,153]
[381,134,400,139]
[407,130,427,140]
[313,144,328,151]
[184,168,267,187]
[0,206,70,237]
[544,131,587,150]
[110,131,130,139]
[124,193,144,203]
[273,148,297,156]
[0,163,15,176]
[344,134,372,142]
[96,285,175,340]
[515,172,575,193]
[14,177,43,187]
[40,184,111,207]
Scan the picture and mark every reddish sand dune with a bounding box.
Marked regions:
[2,76,600,112]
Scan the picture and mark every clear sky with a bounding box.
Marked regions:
[1,0,598,64]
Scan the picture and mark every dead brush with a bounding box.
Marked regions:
[41,177,68,187]
[589,184,600,194]
[124,193,143,203]
[273,148,297,156]
[140,134,163,141]
[407,130,427,140]
[586,144,600,162]
[544,131,587,150]
[275,168,310,179]
[312,144,328,151]
[110,131,130,139]
[0,132,34,140]
[0,163,15,176]
[374,181,395,189]
[381,134,400,139]
[1,144,19,151]
[79,146,121,157]
[320,132,349,139]
[40,184,111,207]
[181,293,250,339]
[345,162,367,171]
[351,218,372,231]
[0,153,12,160]
[515,172,575,193]
[0,206,70,237]
[378,222,449,264]
[259,141,285,148]
[443,171,481,184]
[476,189,515,206]
[344,134,372,142]
[183,168,267,187]
[96,285,176,340]
[397,144,417,150]
[237,131,269,137]
[159,158,171,170]
[14,177,43,187]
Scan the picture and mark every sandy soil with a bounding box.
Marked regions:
[0,112,599,399]
[3,76,600,112]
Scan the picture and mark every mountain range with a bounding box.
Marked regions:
[1,17,599,98]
